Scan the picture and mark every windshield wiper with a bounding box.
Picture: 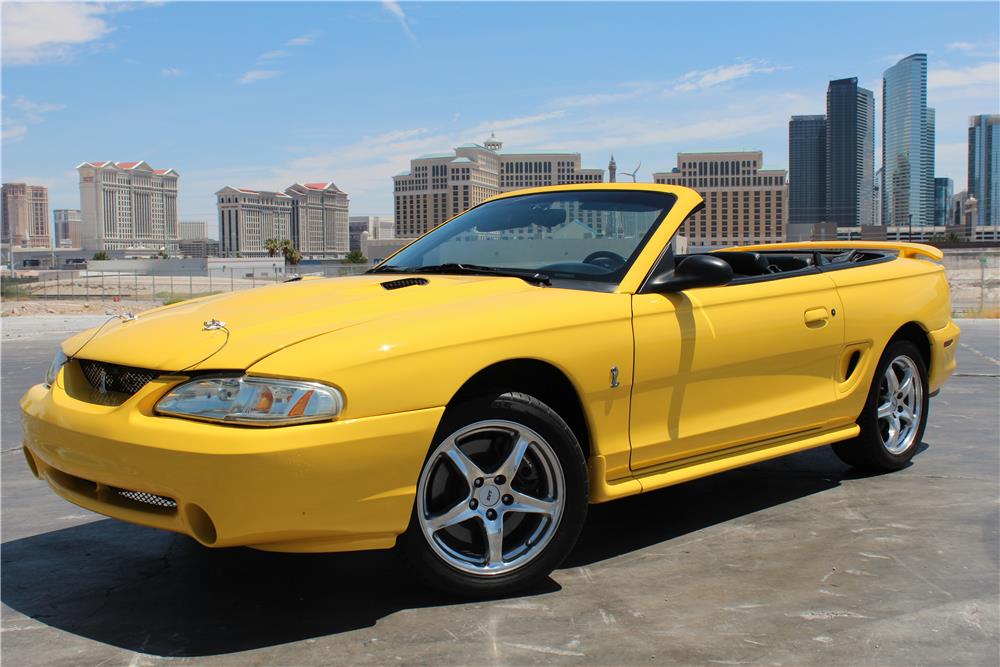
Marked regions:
[367,264,409,274]
[413,263,550,286]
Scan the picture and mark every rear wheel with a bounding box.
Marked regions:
[833,339,928,471]
[400,392,588,597]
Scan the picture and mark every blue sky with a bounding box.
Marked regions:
[2,1,998,235]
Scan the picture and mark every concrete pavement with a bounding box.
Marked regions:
[2,318,997,665]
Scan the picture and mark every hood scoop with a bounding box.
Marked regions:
[380,277,429,290]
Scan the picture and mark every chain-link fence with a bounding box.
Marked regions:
[2,253,998,316]
[2,265,371,305]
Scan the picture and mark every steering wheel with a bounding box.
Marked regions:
[582,250,627,271]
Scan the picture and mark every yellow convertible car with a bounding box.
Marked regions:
[21,184,959,596]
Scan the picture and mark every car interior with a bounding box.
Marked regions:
[668,248,897,281]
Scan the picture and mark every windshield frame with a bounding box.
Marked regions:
[371,188,679,292]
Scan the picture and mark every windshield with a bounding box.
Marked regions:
[376,190,676,286]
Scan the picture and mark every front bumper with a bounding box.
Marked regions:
[20,377,443,552]
[927,320,960,394]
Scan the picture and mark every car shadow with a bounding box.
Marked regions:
[0,443,925,657]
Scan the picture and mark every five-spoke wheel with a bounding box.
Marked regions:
[876,355,923,455]
[401,392,588,596]
[417,420,564,575]
[833,339,929,471]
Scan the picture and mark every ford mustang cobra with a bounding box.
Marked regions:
[21,184,960,596]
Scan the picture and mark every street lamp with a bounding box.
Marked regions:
[908,213,912,243]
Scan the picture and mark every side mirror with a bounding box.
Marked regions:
[649,254,733,292]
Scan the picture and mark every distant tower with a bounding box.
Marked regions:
[608,154,617,183]
[484,132,503,152]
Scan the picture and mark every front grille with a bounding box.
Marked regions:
[78,360,159,403]
[112,487,177,510]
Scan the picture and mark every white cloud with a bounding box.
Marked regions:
[258,50,289,61]
[674,60,786,92]
[947,41,977,52]
[286,32,319,47]
[160,67,183,78]
[1,122,28,143]
[549,59,786,108]
[9,97,66,123]
[382,0,416,44]
[929,62,1000,103]
[1,2,112,65]
[239,70,280,85]
[930,62,999,89]
[2,97,65,142]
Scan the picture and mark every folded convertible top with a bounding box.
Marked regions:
[718,241,943,262]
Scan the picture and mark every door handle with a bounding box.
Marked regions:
[804,307,830,326]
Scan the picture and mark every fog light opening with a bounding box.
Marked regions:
[22,446,39,479]
[185,504,218,546]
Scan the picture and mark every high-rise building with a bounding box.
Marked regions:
[827,78,875,227]
[652,151,787,247]
[393,135,603,237]
[608,155,617,183]
[53,209,82,248]
[216,186,293,258]
[77,161,179,252]
[882,54,935,227]
[788,115,826,228]
[968,114,999,227]
[179,221,208,240]
[934,177,954,227]
[285,182,350,258]
[873,167,883,227]
[2,183,51,248]
[349,215,395,253]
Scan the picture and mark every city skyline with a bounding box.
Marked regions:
[2,2,998,236]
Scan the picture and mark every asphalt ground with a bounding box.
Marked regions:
[1,318,997,666]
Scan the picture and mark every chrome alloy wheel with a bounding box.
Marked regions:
[416,420,565,576]
[877,355,924,455]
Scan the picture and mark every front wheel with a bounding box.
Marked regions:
[400,392,588,597]
[833,339,929,471]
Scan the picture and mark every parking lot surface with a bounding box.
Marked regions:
[2,318,997,666]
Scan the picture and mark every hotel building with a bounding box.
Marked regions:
[2,183,51,248]
[77,161,179,252]
[216,186,293,258]
[284,182,350,258]
[652,151,787,247]
[393,135,604,237]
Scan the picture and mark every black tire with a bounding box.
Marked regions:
[833,339,929,471]
[399,391,588,598]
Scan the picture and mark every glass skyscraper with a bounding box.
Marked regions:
[788,115,826,227]
[968,114,999,227]
[882,54,936,227]
[827,78,875,227]
[934,177,953,227]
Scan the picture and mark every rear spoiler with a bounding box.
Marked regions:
[717,241,943,262]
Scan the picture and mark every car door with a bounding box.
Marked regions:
[628,271,846,470]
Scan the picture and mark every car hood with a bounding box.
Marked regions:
[62,274,537,372]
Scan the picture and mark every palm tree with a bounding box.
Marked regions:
[265,238,281,258]
[280,239,301,266]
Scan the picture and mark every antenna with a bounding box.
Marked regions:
[622,162,641,182]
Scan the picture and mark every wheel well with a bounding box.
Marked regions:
[447,359,592,460]
[890,321,931,369]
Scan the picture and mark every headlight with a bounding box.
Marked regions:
[155,376,343,426]
[45,349,69,387]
